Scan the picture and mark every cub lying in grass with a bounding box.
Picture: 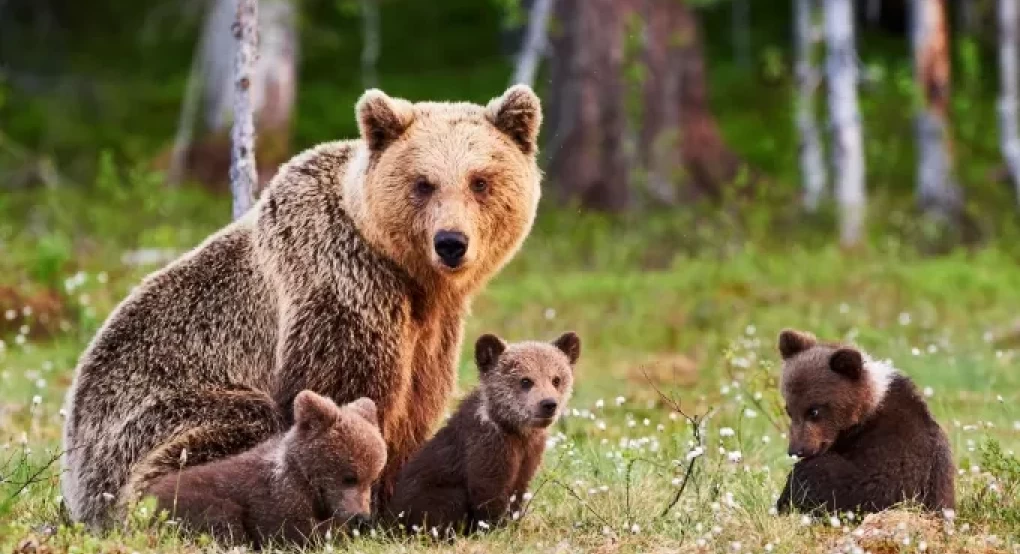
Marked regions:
[148,391,386,546]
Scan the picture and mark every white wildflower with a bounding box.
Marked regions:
[720,427,735,437]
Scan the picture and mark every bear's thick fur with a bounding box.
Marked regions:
[775,329,955,514]
[61,85,543,527]
[387,332,580,534]
[147,392,385,546]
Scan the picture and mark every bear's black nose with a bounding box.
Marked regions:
[539,399,558,418]
[434,231,468,268]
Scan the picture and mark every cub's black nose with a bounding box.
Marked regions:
[539,399,558,418]
[433,230,468,268]
[348,513,372,530]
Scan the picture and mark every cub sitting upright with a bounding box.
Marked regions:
[147,391,386,547]
[388,332,581,533]
[775,329,955,514]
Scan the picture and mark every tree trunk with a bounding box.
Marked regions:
[912,0,962,221]
[732,0,751,70]
[673,1,745,199]
[159,0,296,194]
[794,0,828,211]
[231,0,259,220]
[824,0,866,247]
[638,0,746,203]
[360,0,380,89]
[512,0,555,87]
[546,0,629,211]
[866,0,882,27]
[999,0,1020,205]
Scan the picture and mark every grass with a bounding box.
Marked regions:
[1,187,1020,553]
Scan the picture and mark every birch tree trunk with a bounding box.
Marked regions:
[912,0,961,221]
[512,0,555,87]
[824,0,866,247]
[794,0,827,211]
[231,0,259,220]
[999,0,1020,204]
[360,0,380,89]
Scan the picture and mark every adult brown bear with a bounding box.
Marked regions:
[60,85,544,528]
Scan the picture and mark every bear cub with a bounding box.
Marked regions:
[387,331,581,534]
[148,391,386,546]
[775,329,955,514]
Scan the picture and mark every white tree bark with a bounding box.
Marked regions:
[794,0,827,211]
[912,0,961,220]
[824,0,866,247]
[999,0,1020,204]
[512,0,555,87]
[360,0,380,89]
[230,0,259,220]
[205,0,296,133]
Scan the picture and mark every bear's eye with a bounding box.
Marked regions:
[520,378,534,390]
[552,377,561,388]
[341,474,358,486]
[470,178,489,194]
[805,406,821,421]
[414,177,436,197]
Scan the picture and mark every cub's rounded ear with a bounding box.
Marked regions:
[294,390,339,432]
[475,334,507,374]
[829,348,864,380]
[552,331,581,366]
[347,397,380,428]
[485,84,543,155]
[778,329,817,360]
[356,89,415,152]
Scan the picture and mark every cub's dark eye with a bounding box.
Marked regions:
[470,178,488,194]
[341,475,358,486]
[806,406,821,421]
[552,377,561,388]
[414,177,435,197]
[520,378,534,390]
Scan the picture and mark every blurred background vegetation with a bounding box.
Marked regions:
[1,0,1019,330]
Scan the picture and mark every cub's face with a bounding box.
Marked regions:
[777,329,872,459]
[289,392,387,525]
[353,86,543,290]
[475,332,581,430]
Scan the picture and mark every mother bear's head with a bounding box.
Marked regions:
[343,85,543,294]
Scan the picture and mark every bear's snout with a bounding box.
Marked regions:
[433,230,469,269]
[538,398,558,418]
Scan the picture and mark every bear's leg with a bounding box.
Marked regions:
[777,454,903,514]
[119,388,285,513]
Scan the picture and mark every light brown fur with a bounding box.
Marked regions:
[61,85,543,527]
[147,393,385,546]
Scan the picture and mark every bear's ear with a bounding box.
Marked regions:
[829,348,864,380]
[778,329,817,360]
[475,334,507,374]
[346,397,379,428]
[552,331,581,366]
[293,390,339,433]
[485,84,543,155]
[356,89,415,152]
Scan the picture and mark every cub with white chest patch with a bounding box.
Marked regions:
[775,329,955,514]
